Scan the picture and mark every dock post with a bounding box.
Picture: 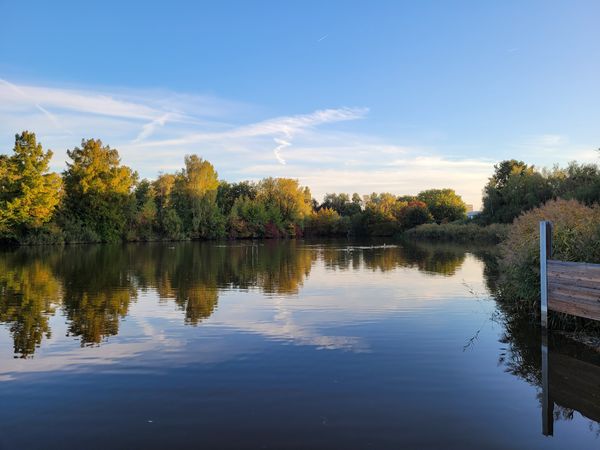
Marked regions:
[540,221,552,328]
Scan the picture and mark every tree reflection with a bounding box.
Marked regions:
[482,252,600,431]
[400,241,468,276]
[319,240,468,275]
[56,245,137,345]
[0,239,476,356]
[0,249,60,357]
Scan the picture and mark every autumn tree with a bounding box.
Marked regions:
[399,200,433,229]
[61,139,137,242]
[417,189,467,223]
[0,132,61,239]
[306,207,349,236]
[256,178,312,236]
[172,155,224,239]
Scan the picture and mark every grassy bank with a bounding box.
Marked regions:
[403,222,509,244]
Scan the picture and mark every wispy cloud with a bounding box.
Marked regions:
[130,107,368,148]
[273,138,291,165]
[133,112,176,143]
[0,78,499,208]
[0,78,160,120]
[0,78,63,129]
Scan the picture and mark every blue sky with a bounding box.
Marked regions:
[1,0,599,207]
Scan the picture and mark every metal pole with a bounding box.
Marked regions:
[540,221,552,328]
[540,221,554,436]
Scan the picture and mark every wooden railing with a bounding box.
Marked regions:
[539,221,600,326]
[539,220,600,436]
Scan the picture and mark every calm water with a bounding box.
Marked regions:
[0,240,599,449]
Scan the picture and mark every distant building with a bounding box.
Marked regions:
[467,211,481,219]
[465,204,474,213]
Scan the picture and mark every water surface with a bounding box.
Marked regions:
[0,240,599,449]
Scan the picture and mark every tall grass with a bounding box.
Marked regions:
[403,222,509,244]
[497,199,600,330]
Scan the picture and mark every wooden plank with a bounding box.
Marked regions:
[549,293,600,313]
[546,256,600,320]
[548,282,600,302]
[548,295,600,321]
[548,259,600,270]
[548,260,600,283]
[548,275,600,291]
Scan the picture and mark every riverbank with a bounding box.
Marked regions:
[402,222,509,244]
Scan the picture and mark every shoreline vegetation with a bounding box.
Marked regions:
[1,131,470,245]
[3,132,598,247]
[404,222,509,244]
[2,131,600,332]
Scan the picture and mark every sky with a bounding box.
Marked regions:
[1,0,599,208]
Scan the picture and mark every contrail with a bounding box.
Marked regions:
[273,138,291,165]
[318,34,328,42]
[133,112,173,143]
[0,77,62,128]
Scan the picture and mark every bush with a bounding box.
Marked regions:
[305,208,349,236]
[398,201,433,229]
[497,199,600,328]
[404,222,509,244]
[18,223,65,245]
[162,208,186,240]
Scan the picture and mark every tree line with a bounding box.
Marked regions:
[0,131,468,244]
[479,158,600,224]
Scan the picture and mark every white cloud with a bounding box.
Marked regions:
[127,106,368,148]
[273,138,290,165]
[0,78,160,120]
[0,78,499,208]
[133,112,175,143]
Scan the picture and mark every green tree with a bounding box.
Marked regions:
[359,193,407,235]
[480,160,551,224]
[129,180,157,240]
[172,155,224,239]
[552,162,600,205]
[152,173,183,239]
[320,193,362,216]
[417,189,466,223]
[256,178,312,236]
[0,132,62,239]
[399,200,433,229]
[217,181,257,216]
[228,195,268,238]
[306,207,349,236]
[61,139,137,242]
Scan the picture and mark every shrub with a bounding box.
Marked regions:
[404,222,509,244]
[18,222,65,245]
[398,201,433,229]
[305,208,349,236]
[497,199,600,327]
